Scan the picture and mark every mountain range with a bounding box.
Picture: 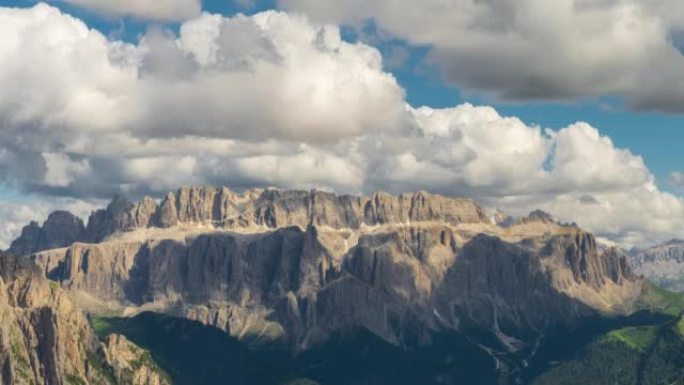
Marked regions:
[1,186,683,385]
[628,239,684,292]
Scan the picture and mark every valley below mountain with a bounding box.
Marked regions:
[2,186,683,385]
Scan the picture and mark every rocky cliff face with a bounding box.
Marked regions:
[0,253,168,385]
[9,187,488,256]
[150,187,488,231]
[27,212,640,349]
[102,334,170,385]
[629,239,684,292]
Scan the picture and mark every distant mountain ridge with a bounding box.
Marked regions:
[629,239,684,292]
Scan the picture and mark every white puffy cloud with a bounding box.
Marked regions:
[360,104,684,245]
[52,0,201,21]
[0,3,682,248]
[0,4,137,134]
[0,4,405,191]
[0,4,406,145]
[280,0,684,112]
[137,12,408,142]
[548,123,652,192]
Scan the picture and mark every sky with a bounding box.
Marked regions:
[0,0,682,248]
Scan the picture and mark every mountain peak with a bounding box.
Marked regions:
[527,209,555,222]
[7,210,86,256]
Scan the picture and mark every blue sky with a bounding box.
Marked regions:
[3,0,679,192]
[0,0,682,246]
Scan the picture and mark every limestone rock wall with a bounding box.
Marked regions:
[31,225,639,347]
[0,254,167,385]
[629,239,684,292]
[8,187,488,256]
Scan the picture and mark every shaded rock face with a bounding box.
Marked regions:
[154,193,177,229]
[87,196,140,243]
[562,234,636,287]
[629,239,684,292]
[33,225,639,348]
[0,254,169,385]
[34,242,148,304]
[432,233,638,337]
[523,210,555,224]
[8,211,87,256]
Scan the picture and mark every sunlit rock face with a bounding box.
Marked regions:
[0,253,167,385]
[9,186,488,251]
[12,187,640,349]
[102,334,170,385]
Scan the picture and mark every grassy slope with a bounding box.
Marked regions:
[604,326,658,351]
[530,280,684,385]
[635,280,684,316]
[532,317,684,385]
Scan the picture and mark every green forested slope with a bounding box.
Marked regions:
[532,317,684,385]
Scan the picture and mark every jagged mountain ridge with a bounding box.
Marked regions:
[629,239,684,292]
[7,187,642,353]
[9,187,488,256]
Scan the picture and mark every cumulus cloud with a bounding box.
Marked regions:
[141,12,408,142]
[42,153,91,187]
[671,172,684,190]
[0,4,404,190]
[280,0,684,112]
[0,4,682,248]
[52,0,201,21]
[361,104,684,245]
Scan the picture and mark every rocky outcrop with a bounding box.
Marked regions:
[103,334,170,385]
[8,211,87,256]
[0,254,168,385]
[86,196,139,243]
[523,209,555,224]
[629,239,684,292]
[34,241,148,303]
[154,193,177,229]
